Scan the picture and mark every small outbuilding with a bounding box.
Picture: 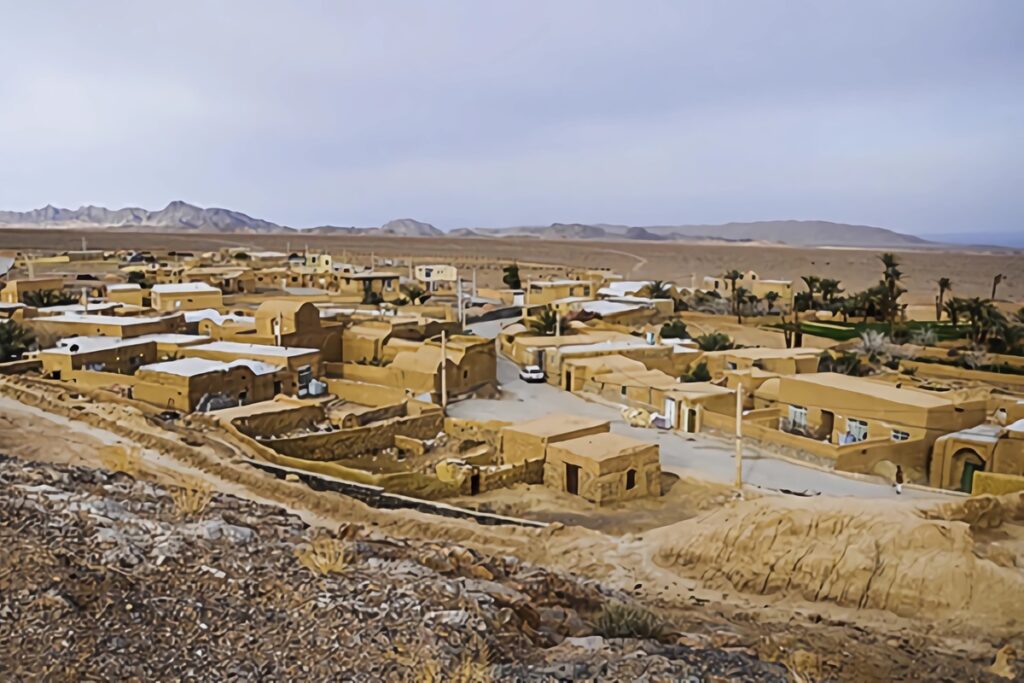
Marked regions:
[544,432,661,505]
[500,413,609,464]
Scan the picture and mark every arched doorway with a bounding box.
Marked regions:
[952,448,985,493]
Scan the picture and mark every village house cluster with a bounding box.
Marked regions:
[0,245,1022,507]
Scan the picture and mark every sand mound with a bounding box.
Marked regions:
[648,496,1024,623]
[923,491,1024,529]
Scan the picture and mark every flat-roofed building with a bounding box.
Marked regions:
[39,336,157,379]
[134,357,286,411]
[544,432,661,504]
[500,413,610,464]
[526,279,593,306]
[150,282,224,312]
[180,340,321,396]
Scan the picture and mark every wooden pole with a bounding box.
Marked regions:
[439,330,448,409]
[734,383,744,489]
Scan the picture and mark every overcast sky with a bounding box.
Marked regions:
[1,2,1021,239]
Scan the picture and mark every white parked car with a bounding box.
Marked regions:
[518,365,546,383]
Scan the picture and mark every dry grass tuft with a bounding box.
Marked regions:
[168,484,214,517]
[295,537,351,575]
[593,600,664,639]
[391,632,494,683]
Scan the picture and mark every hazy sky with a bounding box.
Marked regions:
[1,1,1021,238]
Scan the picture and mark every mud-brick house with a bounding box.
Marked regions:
[702,270,793,306]
[105,283,146,307]
[332,270,402,303]
[150,282,224,312]
[133,357,287,412]
[751,372,987,477]
[179,340,321,397]
[544,432,661,504]
[38,336,157,380]
[0,277,66,304]
[200,300,343,362]
[526,279,593,306]
[700,347,821,380]
[499,414,609,464]
[930,416,1024,493]
[28,313,182,342]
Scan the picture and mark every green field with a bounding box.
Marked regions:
[767,320,968,342]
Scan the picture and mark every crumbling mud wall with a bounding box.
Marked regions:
[649,496,1024,624]
[443,417,509,448]
[232,404,325,437]
[259,412,445,461]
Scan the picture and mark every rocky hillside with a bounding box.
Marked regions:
[0,457,786,681]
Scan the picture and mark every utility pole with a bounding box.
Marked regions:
[556,309,562,336]
[734,383,744,489]
[81,237,87,252]
[457,279,464,327]
[439,330,448,410]
[472,268,477,298]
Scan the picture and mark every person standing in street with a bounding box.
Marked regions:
[895,465,904,495]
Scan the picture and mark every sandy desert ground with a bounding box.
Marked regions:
[1,228,1021,303]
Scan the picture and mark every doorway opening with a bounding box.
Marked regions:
[565,463,580,495]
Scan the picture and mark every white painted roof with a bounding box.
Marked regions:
[133,333,210,345]
[191,341,317,357]
[1006,419,1024,435]
[106,283,142,292]
[557,339,665,355]
[139,357,279,377]
[532,279,588,287]
[184,308,255,325]
[45,313,165,326]
[38,303,123,314]
[580,300,644,316]
[151,282,220,294]
[49,336,152,354]
[598,280,657,297]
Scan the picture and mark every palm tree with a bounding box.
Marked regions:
[400,284,429,305]
[643,280,672,299]
[734,286,752,323]
[877,253,906,331]
[0,320,35,361]
[722,270,743,318]
[992,273,1005,300]
[936,277,952,321]
[502,263,522,289]
[819,278,843,304]
[21,289,80,307]
[764,290,780,314]
[944,296,965,328]
[527,307,561,336]
[695,332,734,351]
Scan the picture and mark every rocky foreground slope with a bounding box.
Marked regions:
[0,457,785,681]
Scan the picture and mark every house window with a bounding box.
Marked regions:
[847,419,868,442]
[892,430,910,441]
[788,405,807,429]
[714,281,720,290]
[620,386,628,397]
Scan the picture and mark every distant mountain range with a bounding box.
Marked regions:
[0,201,937,247]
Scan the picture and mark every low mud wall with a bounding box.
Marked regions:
[247,458,547,527]
[259,412,445,461]
[444,417,509,448]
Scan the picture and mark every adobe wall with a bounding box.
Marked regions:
[324,377,413,406]
[972,471,1024,496]
[232,403,326,437]
[443,417,510,448]
[543,450,660,505]
[259,411,445,461]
